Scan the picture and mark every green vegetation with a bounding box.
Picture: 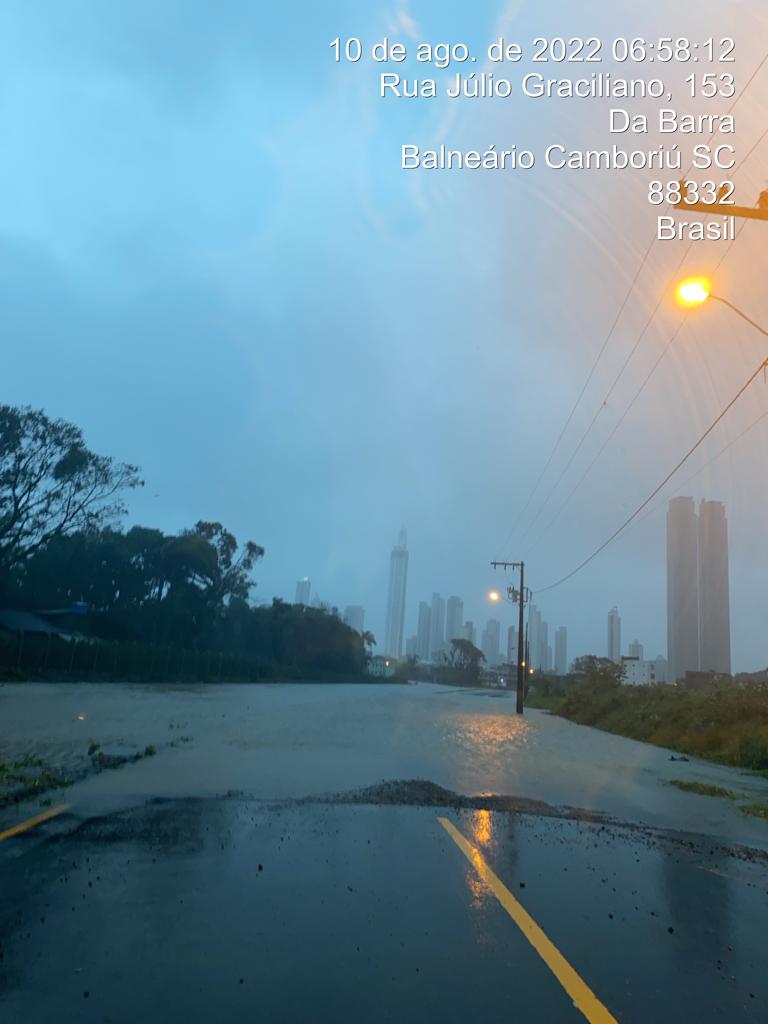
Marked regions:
[740,803,768,822]
[529,656,768,771]
[0,404,370,682]
[668,780,737,799]
[144,745,156,757]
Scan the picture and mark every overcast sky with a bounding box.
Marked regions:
[3,0,768,669]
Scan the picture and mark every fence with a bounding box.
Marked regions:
[0,630,272,683]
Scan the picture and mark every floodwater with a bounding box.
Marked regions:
[2,681,768,848]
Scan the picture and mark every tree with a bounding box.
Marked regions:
[439,638,485,683]
[360,630,376,655]
[571,655,624,686]
[0,405,142,589]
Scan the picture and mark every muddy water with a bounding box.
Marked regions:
[2,681,768,848]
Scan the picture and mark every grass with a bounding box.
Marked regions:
[740,804,768,821]
[668,780,737,799]
[552,678,768,771]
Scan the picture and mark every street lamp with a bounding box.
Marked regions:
[676,277,768,341]
[676,277,710,307]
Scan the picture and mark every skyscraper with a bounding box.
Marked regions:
[481,619,501,667]
[507,624,518,664]
[528,605,542,670]
[429,592,445,661]
[295,577,311,605]
[463,621,476,646]
[667,497,701,680]
[541,622,550,672]
[554,626,568,675]
[698,499,731,674]
[607,607,621,663]
[416,601,431,662]
[445,596,464,645]
[628,639,643,660]
[343,605,365,632]
[383,528,408,658]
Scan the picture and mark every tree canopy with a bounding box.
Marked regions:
[0,405,141,586]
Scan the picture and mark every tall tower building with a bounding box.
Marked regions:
[667,497,701,681]
[507,624,518,664]
[628,639,644,660]
[416,601,432,662]
[463,621,476,646]
[528,605,542,670]
[554,626,568,675]
[698,500,731,674]
[540,621,550,672]
[429,592,446,661]
[607,607,621,663]
[481,619,501,667]
[343,605,365,632]
[445,596,464,645]
[295,577,311,605]
[383,528,409,659]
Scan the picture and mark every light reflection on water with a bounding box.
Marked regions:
[448,712,532,761]
[469,809,492,847]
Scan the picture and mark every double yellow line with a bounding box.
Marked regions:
[439,817,618,1024]
[0,803,71,842]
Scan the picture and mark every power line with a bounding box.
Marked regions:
[511,50,768,550]
[534,355,768,595]
[634,408,768,530]
[526,205,756,554]
[497,231,657,555]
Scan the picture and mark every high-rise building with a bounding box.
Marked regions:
[699,500,731,674]
[628,639,644,660]
[343,605,365,632]
[667,497,730,680]
[463,621,476,646]
[429,592,446,661]
[667,496,700,681]
[507,625,518,664]
[405,636,417,657]
[554,626,568,675]
[416,602,431,662]
[295,577,311,605]
[528,605,542,670]
[445,596,464,645]
[541,622,550,672]
[383,528,409,659]
[607,607,621,663]
[481,618,501,667]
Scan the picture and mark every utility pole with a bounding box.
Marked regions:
[490,560,528,715]
[673,183,768,222]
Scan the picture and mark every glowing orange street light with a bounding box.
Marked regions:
[676,277,710,307]
[677,278,768,341]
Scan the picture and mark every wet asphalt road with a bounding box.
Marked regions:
[2,796,767,1023]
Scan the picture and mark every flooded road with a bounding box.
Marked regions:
[2,682,768,1022]
[2,681,768,847]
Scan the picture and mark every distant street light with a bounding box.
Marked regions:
[676,277,768,340]
[488,589,501,603]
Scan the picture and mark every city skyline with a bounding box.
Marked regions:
[289,494,737,674]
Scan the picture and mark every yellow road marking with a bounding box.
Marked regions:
[0,803,71,842]
[438,816,618,1024]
